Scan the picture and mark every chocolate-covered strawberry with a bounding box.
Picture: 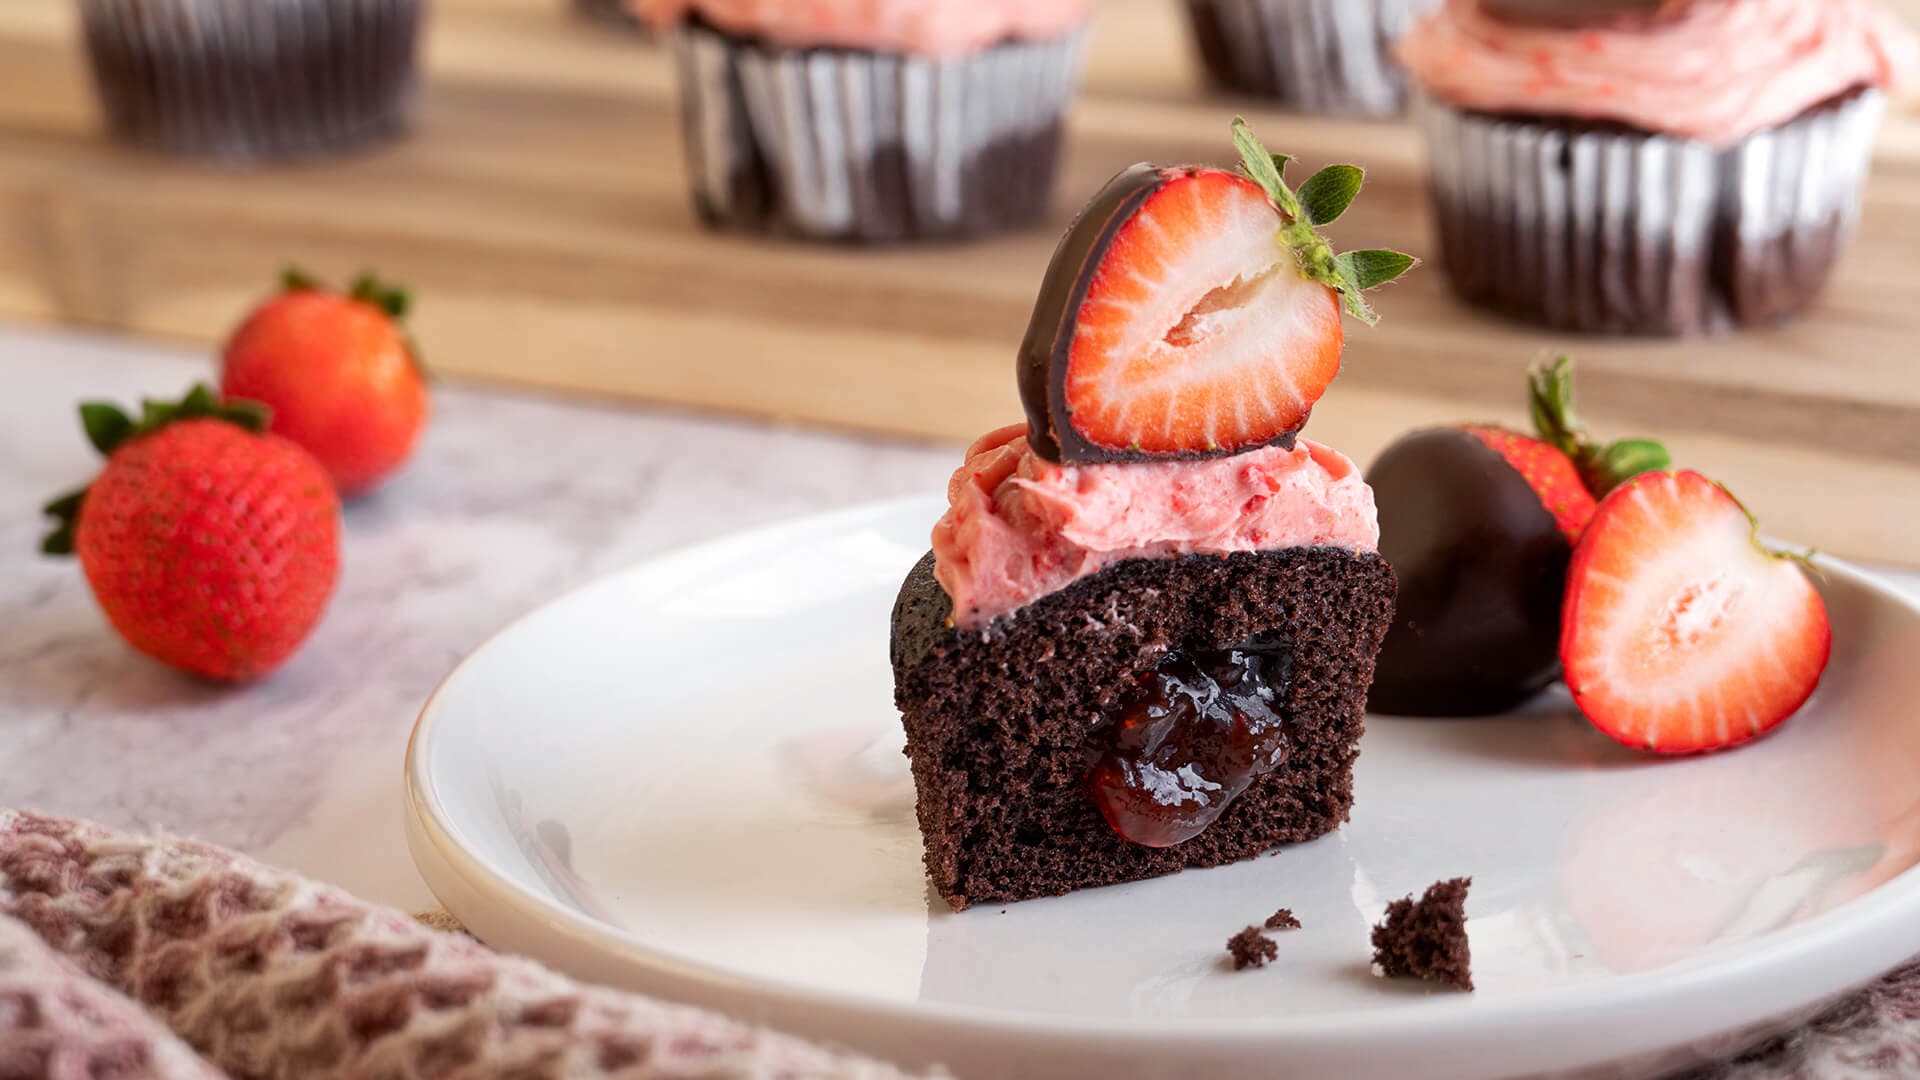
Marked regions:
[1367,358,1668,716]
[1019,119,1415,464]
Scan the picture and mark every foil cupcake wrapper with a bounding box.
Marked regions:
[79,0,424,161]
[1185,0,1440,117]
[1418,89,1886,336]
[671,24,1087,243]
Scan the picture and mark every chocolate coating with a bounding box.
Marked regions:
[1018,163,1163,463]
[1365,428,1569,717]
[1016,163,1300,464]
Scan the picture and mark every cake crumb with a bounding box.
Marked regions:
[1264,908,1301,931]
[1226,926,1278,970]
[1371,877,1473,991]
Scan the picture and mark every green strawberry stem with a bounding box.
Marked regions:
[1528,356,1671,498]
[39,384,271,557]
[1230,118,1417,326]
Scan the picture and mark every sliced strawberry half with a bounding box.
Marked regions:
[1017,120,1415,464]
[1561,470,1832,755]
[1063,168,1341,459]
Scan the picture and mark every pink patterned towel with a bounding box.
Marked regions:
[1672,961,1920,1079]
[0,809,926,1080]
[0,912,227,1080]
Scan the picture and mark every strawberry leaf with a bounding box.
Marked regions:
[1342,249,1418,290]
[79,403,133,456]
[178,383,219,417]
[39,488,85,556]
[1333,254,1381,326]
[138,399,175,430]
[350,271,412,321]
[1594,439,1671,490]
[1231,118,1301,220]
[282,266,321,292]
[219,398,272,432]
[1298,165,1364,226]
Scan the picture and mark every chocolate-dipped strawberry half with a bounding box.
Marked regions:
[1366,358,1669,717]
[893,122,1415,910]
[1019,120,1415,464]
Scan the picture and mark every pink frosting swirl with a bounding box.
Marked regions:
[931,424,1379,630]
[633,0,1089,56]
[1398,0,1920,145]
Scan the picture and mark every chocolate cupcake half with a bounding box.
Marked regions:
[1186,0,1442,116]
[894,548,1394,909]
[891,124,1415,909]
[79,0,424,161]
[1400,0,1915,336]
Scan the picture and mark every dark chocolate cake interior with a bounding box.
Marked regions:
[892,547,1394,910]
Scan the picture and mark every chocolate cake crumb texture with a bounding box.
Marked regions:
[1227,926,1278,971]
[1264,908,1301,931]
[1371,877,1474,991]
[892,547,1396,909]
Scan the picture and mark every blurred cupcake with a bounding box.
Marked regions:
[573,0,645,31]
[637,0,1090,243]
[1400,0,1918,336]
[1185,0,1443,116]
[78,0,424,161]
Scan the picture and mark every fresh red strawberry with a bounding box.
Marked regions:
[1561,470,1831,754]
[221,269,429,497]
[1367,357,1668,717]
[1018,119,1415,463]
[40,385,341,682]
[1457,426,1596,542]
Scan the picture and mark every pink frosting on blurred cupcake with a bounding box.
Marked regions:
[634,0,1089,55]
[932,424,1379,630]
[1398,0,1920,145]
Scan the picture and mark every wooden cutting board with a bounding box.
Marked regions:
[2,0,1918,564]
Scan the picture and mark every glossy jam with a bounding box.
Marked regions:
[1087,634,1296,847]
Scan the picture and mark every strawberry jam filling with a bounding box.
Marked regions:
[1087,632,1297,847]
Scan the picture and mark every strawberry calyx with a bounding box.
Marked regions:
[282,265,425,376]
[1230,118,1416,327]
[39,383,271,556]
[1528,356,1670,498]
[283,265,412,321]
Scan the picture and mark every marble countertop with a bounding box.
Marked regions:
[0,324,956,912]
[5,324,1919,1077]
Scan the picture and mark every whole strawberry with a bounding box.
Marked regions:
[41,385,340,682]
[221,269,429,497]
[1366,358,1669,716]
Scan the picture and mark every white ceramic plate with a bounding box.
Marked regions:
[406,496,1920,1079]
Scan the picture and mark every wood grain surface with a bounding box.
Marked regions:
[1,0,1917,562]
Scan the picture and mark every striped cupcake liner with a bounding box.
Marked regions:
[670,22,1087,243]
[1184,0,1441,117]
[1417,89,1885,336]
[78,0,424,161]
[572,0,646,32]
